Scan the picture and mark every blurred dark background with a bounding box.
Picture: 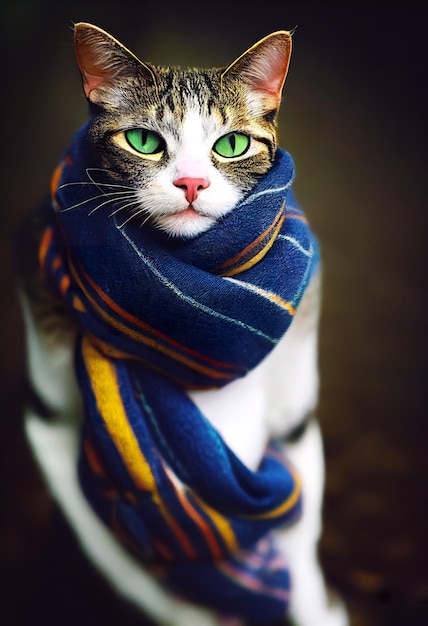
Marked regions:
[1,2,427,625]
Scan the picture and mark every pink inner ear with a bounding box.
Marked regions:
[252,47,288,99]
[254,75,283,98]
[82,72,106,99]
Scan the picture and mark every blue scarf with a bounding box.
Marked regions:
[40,126,319,622]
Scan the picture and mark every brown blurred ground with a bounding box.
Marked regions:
[1,3,427,625]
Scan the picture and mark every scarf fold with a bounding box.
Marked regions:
[40,131,320,622]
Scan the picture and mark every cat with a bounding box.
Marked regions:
[18,22,349,626]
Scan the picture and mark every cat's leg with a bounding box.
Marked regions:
[275,419,348,626]
[264,272,348,626]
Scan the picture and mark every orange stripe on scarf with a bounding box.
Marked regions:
[71,261,237,382]
[214,203,285,274]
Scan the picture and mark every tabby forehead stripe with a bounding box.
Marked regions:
[81,335,198,561]
[221,215,286,278]
[214,203,285,273]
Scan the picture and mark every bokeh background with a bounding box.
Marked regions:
[1,2,427,625]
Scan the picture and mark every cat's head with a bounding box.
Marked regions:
[74,23,292,238]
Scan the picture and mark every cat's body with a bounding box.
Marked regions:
[18,23,348,626]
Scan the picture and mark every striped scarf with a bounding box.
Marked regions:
[40,129,319,622]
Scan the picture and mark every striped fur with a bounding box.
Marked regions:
[71,23,291,238]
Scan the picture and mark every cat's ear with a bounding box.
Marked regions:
[221,31,292,114]
[74,23,157,106]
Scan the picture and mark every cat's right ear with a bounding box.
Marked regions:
[74,23,157,106]
[221,31,292,115]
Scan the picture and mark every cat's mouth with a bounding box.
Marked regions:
[170,204,207,219]
[178,204,199,216]
[152,204,216,237]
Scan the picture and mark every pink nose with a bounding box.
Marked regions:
[173,177,210,204]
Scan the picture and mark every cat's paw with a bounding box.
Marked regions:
[289,590,349,626]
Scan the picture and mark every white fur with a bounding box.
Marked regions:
[175,111,211,180]
[275,420,348,626]
[135,109,248,238]
[22,266,348,626]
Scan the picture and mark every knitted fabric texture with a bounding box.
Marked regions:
[40,127,320,622]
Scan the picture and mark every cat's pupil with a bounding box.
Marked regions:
[140,131,150,147]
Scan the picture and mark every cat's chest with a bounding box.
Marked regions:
[188,358,270,471]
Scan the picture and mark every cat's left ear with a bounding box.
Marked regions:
[74,22,157,106]
[222,31,292,114]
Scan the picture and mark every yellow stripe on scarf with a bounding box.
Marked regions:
[214,204,285,275]
[82,334,155,492]
[75,263,235,382]
[247,461,301,521]
[81,335,200,560]
[221,214,286,278]
[225,280,296,316]
[192,494,238,555]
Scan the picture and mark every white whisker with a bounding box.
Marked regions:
[117,205,149,229]
[87,169,135,192]
[140,212,154,228]
[61,190,135,213]
[86,169,113,195]
[58,180,134,191]
[108,198,140,218]
[87,193,136,216]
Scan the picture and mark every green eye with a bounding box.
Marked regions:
[213,132,250,158]
[125,129,164,154]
